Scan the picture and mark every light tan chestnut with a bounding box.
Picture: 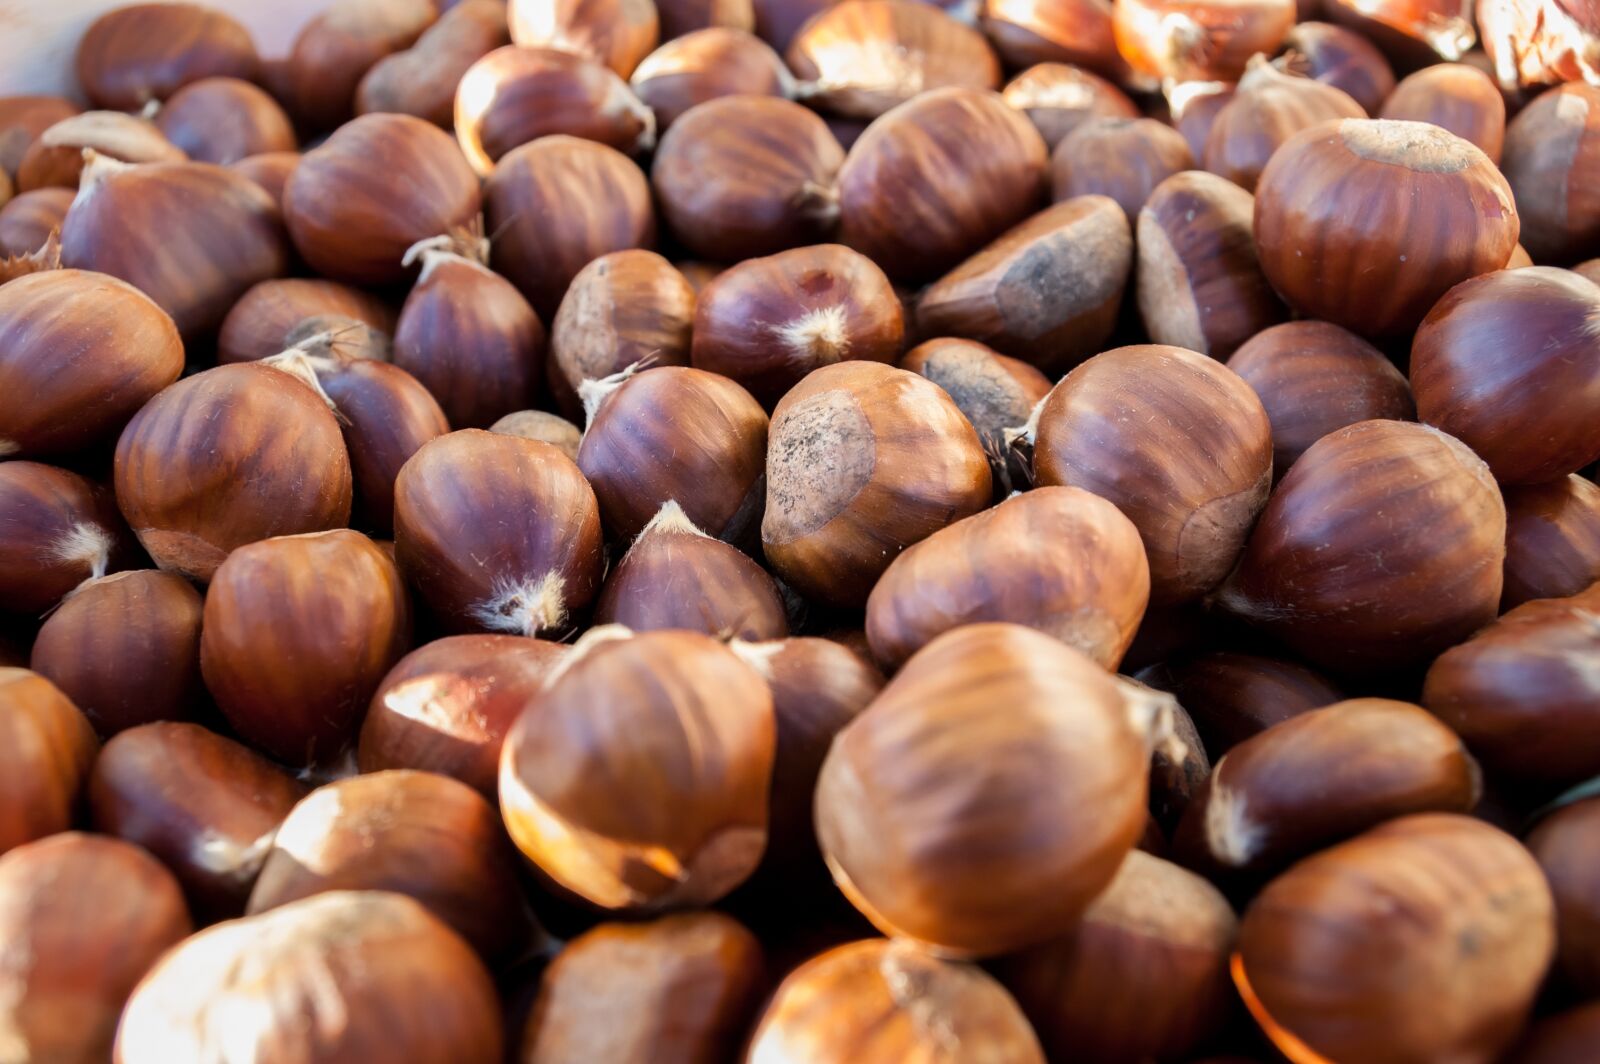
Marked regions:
[899,338,1051,454]
[865,487,1149,673]
[0,670,99,856]
[489,410,583,462]
[762,361,991,607]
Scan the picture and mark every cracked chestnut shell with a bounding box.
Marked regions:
[75,2,258,110]
[0,669,98,857]
[980,0,1129,83]
[1501,475,1600,610]
[0,187,72,257]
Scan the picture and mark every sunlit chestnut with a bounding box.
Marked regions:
[508,0,661,77]
[1052,117,1192,216]
[0,269,183,459]
[838,87,1046,281]
[691,244,903,406]
[31,571,202,735]
[490,410,584,461]
[900,338,1050,458]
[818,623,1172,956]
[786,0,1001,120]
[1253,118,1518,336]
[0,462,126,612]
[980,0,1129,82]
[521,912,763,1063]
[0,832,190,1063]
[1280,21,1396,114]
[1479,0,1600,90]
[0,670,98,855]
[1135,651,1343,757]
[548,249,694,419]
[1114,0,1295,83]
[0,187,71,257]
[1204,57,1366,192]
[1136,172,1286,359]
[762,361,990,606]
[456,46,656,176]
[500,627,775,911]
[1029,345,1272,604]
[114,362,353,581]
[1378,63,1505,164]
[395,430,604,636]
[75,2,258,110]
[1219,420,1505,675]
[359,1,510,127]
[657,0,755,36]
[154,77,296,166]
[219,277,396,366]
[1226,319,1415,472]
[629,29,792,130]
[1168,79,1237,160]
[1501,476,1600,609]
[485,135,656,318]
[993,851,1236,1064]
[89,722,307,918]
[1002,62,1139,149]
[0,96,79,180]
[1510,1002,1600,1064]
[1525,796,1600,998]
[14,112,184,192]
[1324,0,1477,65]
[280,0,438,133]
[1233,814,1553,1064]
[116,891,503,1064]
[287,114,481,286]
[748,939,1045,1062]
[1412,266,1600,484]
[1501,83,1600,264]
[228,150,299,208]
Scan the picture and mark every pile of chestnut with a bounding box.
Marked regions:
[1,0,1598,1059]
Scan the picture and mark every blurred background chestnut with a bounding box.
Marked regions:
[1114,0,1296,83]
[0,187,72,258]
[0,669,98,857]
[629,28,794,130]
[1279,21,1397,114]
[1052,116,1192,217]
[508,0,661,78]
[1001,62,1139,149]
[1379,62,1506,162]
[358,0,510,128]
[153,76,297,165]
[1203,56,1366,193]
[75,2,259,111]
[1500,476,1600,610]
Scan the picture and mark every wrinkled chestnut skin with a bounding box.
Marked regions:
[838,87,1047,282]
[1423,583,1600,790]
[630,28,792,131]
[1501,84,1600,264]
[88,722,308,919]
[691,244,903,407]
[1219,420,1505,676]
[1501,476,1600,609]
[509,0,661,78]
[360,1,511,128]
[1380,63,1506,162]
[1281,21,1397,114]
[0,669,99,857]
[0,461,127,614]
[1033,345,1273,605]
[1412,266,1600,485]
[1205,59,1367,194]
[918,196,1131,376]
[1114,0,1295,83]
[360,635,568,797]
[1135,651,1344,758]
[229,151,299,209]
[1510,1002,1600,1064]
[1052,117,1192,218]
[15,112,184,193]
[1527,796,1600,997]
[1002,62,1140,149]
[0,96,79,180]
[0,187,72,257]
[993,851,1237,1064]
[31,571,203,736]
[280,0,438,134]
[114,363,353,582]
[900,338,1051,449]
[520,913,765,1063]
[155,77,297,166]
[981,0,1129,83]
[1234,814,1553,1064]
[0,269,183,459]
[219,278,396,366]
[0,833,191,1064]
[75,3,259,110]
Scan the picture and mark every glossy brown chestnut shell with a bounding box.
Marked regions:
[0,461,126,613]
[1500,84,1600,265]
[1501,475,1600,609]
[490,410,584,461]
[1510,1001,1600,1064]
[508,0,662,78]
[154,77,297,166]
[1204,56,1367,193]
[0,669,99,856]
[1280,21,1397,114]
[218,278,396,366]
[1001,61,1140,149]
[1135,651,1344,757]
[0,187,72,257]
[1051,116,1193,217]
[1527,796,1600,997]
[75,2,259,110]
[358,1,511,128]
[629,28,793,130]
[1380,62,1506,162]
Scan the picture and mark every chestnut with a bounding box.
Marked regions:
[1051,117,1193,217]
[116,891,504,1064]
[0,187,72,257]
[499,627,775,911]
[286,113,482,287]
[1479,0,1600,90]
[394,430,604,636]
[690,244,903,406]
[485,135,656,319]
[0,832,190,1064]
[1136,172,1287,360]
[0,461,126,613]
[865,487,1149,672]
[1114,0,1295,83]
[629,28,794,130]
[750,0,835,49]
[490,410,584,461]
[280,0,438,134]
[1030,344,1273,604]
[993,851,1236,1064]
[1253,118,1518,337]
[595,501,788,638]
[88,721,308,918]
[1204,57,1367,193]
[1526,795,1600,997]
[762,361,990,606]
[0,95,80,180]
[1280,21,1397,114]
[1501,476,1600,609]
[1220,420,1505,676]
[14,111,184,192]
[227,150,299,209]
[114,362,353,581]
[509,0,662,77]
[980,0,1128,82]
[358,1,511,128]
[1226,320,1415,473]
[818,623,1173,956]
[785,0,1001,120]
[0,669,98,856]
[394,232,547,429]
[1233,814,1553,1064]
[1411,266,1600,484]
[837,87,1047,281]
[455,46,656,176]
[1511,1002,1600,1064]
[1579,258,1600,285]
[31,571,202,735]
[548,249,695,419]
[75,2,258,111]
[359,635,568,796]
[899,337,1051,453]
[1135,651,1343,757]
[657,0,756,37]
[1001,62,1140,150]
[747,939,1045,1062]
[579,366,767,542]
[1501,84,1600,264]
[1169,79,1238,161]
[0,269,183,459]
[218,277,396,366]
[61,155,288,342]
[520,913,764,1062]
[154,77,297,166]
[653,95,842,262]
[1379,62,1506,162]
[1324,0,1477,65]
